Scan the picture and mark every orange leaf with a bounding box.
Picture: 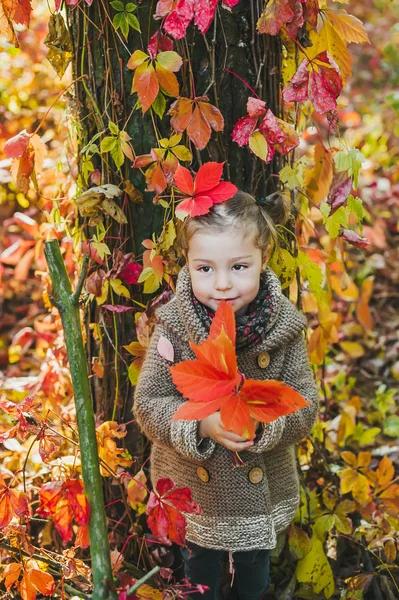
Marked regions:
[356,277,373,331]
[155,62,179,96]
[186,105,211,150]
[2,562,22,590]
[132,62,159,113]
[28,567,55,596]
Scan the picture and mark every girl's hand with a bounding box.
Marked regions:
[198,412,254,452]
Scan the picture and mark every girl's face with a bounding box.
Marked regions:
[187,227,268,317]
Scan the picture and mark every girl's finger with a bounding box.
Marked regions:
[224,440,254,451]
[220,431,249,443]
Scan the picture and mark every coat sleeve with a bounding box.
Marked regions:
[133,323,216,462]
[247,332,319,453]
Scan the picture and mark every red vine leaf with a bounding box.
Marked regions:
[155,0,241,39]
[340,229,369,248]
[283,52,343,114]
[146,478,201,546]
[38,479,90,544]
[174,162,237,217]
[171,302,309,439]
[4,130,30,159]
[0,478,29,530]
[232,98,299,162]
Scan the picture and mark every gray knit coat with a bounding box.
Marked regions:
[134,266,319,551]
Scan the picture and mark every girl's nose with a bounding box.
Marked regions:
[215,271,232,291]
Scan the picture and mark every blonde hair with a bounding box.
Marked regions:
[178,191,291,258]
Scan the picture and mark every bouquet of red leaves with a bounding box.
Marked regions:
[170,301,309,439]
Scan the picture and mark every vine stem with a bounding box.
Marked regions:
[31,74,88,136]
[126,566,161,595]
[224,68,261,100]
[44,239,117,600]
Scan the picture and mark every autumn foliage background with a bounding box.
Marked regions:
[0,0,399,598]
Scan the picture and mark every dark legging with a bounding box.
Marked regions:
[181,542,270,600]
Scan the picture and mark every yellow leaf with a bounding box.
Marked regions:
[323,9,370,44]
[288,524,312,559]
[296,535,335,598]
[96,279,109,306]
[330,274,359,301]
[123,341,146,357]
[143,272,161,294]
[304,143,333,205]
[249,131,268,161]
[337,405,356,447]
[127,469,148,509]
[136,584,163,600]
[376,456,394,490]
[158,219,176,252]
[307,20,352,85]
[339,341,365,358]
[110,278,130,299]
[128,359,142,385]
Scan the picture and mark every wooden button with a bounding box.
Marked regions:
[196,466,210,483]
[257,351,270,369]
[248,467,264,484]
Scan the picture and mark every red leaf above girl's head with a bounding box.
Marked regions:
[174,162,237,218]
[174,164,194,196]
[194,162,224,193]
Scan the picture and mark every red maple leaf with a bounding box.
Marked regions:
[146,478,201,546]
[171,302,309,439]
[283,51,343,114]
[174,162,237,217]
[38,479,90,544]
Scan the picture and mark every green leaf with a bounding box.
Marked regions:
[347,195,365,233]
[100,136,117,153]
[325,205,348,238]
[110,0,124,11]
[111,142,125,168]
[297,251,324,303]
[172,145,192,162]
[152,92,166,119]
[335,148,365,189]
[126,12,140,31]
[383,415,399,438]
[313,514,335,539]
[125,2,137,11]
[108,121,119,135]
[279,165,300,191]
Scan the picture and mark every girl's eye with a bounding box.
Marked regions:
[198,266,212,273]
[232,264,246,271]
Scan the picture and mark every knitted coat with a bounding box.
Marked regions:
[134,266,319,552]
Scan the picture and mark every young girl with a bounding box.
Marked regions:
[134,192,319,600]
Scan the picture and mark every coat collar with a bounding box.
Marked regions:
[156,265,307,352]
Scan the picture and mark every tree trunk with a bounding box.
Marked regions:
[67,0,282,563]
